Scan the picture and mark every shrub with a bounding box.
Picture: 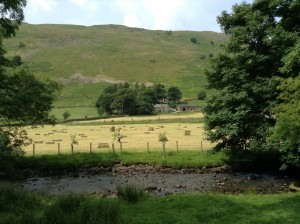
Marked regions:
[197,91,207,100]
[63,110,71,121]
[166,30,172,36]
[190,37,197,44]
[19,42,26,48]
[199,54,207,60]
[116,184,145,203]
[43,194,84,224]
[158,132,168,143]
[12,55,22,66]
[81,200,120,224]
[168,101,177,108]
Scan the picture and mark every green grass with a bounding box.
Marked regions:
[52,82,110,107]
[120,193,300,224]
[116,184,147,203]
[3,23,227,108]
[67,117,205,125]
[0,189,299,224]
[0,190,121,224]
[51,107,99,121]
[16,150,225,171]
[118,151,225,168]
[16,152,119,171]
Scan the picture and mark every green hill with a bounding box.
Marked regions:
[4,23,227,108]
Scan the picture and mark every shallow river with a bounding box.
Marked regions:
[13,171,290,196]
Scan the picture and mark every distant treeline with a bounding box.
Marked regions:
[96,83,182,116]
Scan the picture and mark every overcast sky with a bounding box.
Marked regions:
[24,0,253,32]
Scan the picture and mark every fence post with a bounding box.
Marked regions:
[33,144,35,156]
[71,144,74,154]
[90,142,92,154]
[163,143,166,158]
[112,143,115,154]
[147,142,149,153]
[58,143,60,155]
[176,141,179,153]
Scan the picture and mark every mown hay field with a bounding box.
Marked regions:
[24,121,214,156]
[77,112,204,123]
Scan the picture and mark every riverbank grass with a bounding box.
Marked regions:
[116,184,147,203]
[0,189,299,224]
[16,150,226,171]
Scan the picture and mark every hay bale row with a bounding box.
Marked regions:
[34,141,43,144]
[53,139,62,142]
[98,143,109,148]
[185,130,191,136]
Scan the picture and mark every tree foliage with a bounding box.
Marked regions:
[0,0,26,66]
[271,76,300,169]
[204,0,300,161]
[0,0,61,173]
[96,83,167,116]
[271,39,300,169]
[0,69,60,126]
[190,37,198,44]
[12,55,22,66]
[167,86,182,103]
[152,84,166,103]
[197,90,207,100]
[63,111,71,121]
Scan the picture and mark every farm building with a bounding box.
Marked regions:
[154,104,173,113]
[176,104,200,112]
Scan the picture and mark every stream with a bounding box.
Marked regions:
[11,164,291,196]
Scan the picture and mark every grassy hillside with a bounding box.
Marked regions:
[4,23,227,107]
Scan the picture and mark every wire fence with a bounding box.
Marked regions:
[26,140,214,156]
[23,123,215,156]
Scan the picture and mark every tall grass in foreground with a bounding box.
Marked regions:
[0,189,120,224]
[44,194,120,224]
[116,184,146,203]
[1,189,299,224]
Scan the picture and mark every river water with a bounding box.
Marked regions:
[12,170,290,196]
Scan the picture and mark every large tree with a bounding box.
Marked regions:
[167,86,182,103]
[204,0,299,154]
[0,0,61,167]
[96,83,156,116]
[271,40,300,169]
[151,84,166,103]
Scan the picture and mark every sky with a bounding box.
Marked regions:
[24,0,253,32]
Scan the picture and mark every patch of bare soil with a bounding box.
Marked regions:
[59,73,154,86]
